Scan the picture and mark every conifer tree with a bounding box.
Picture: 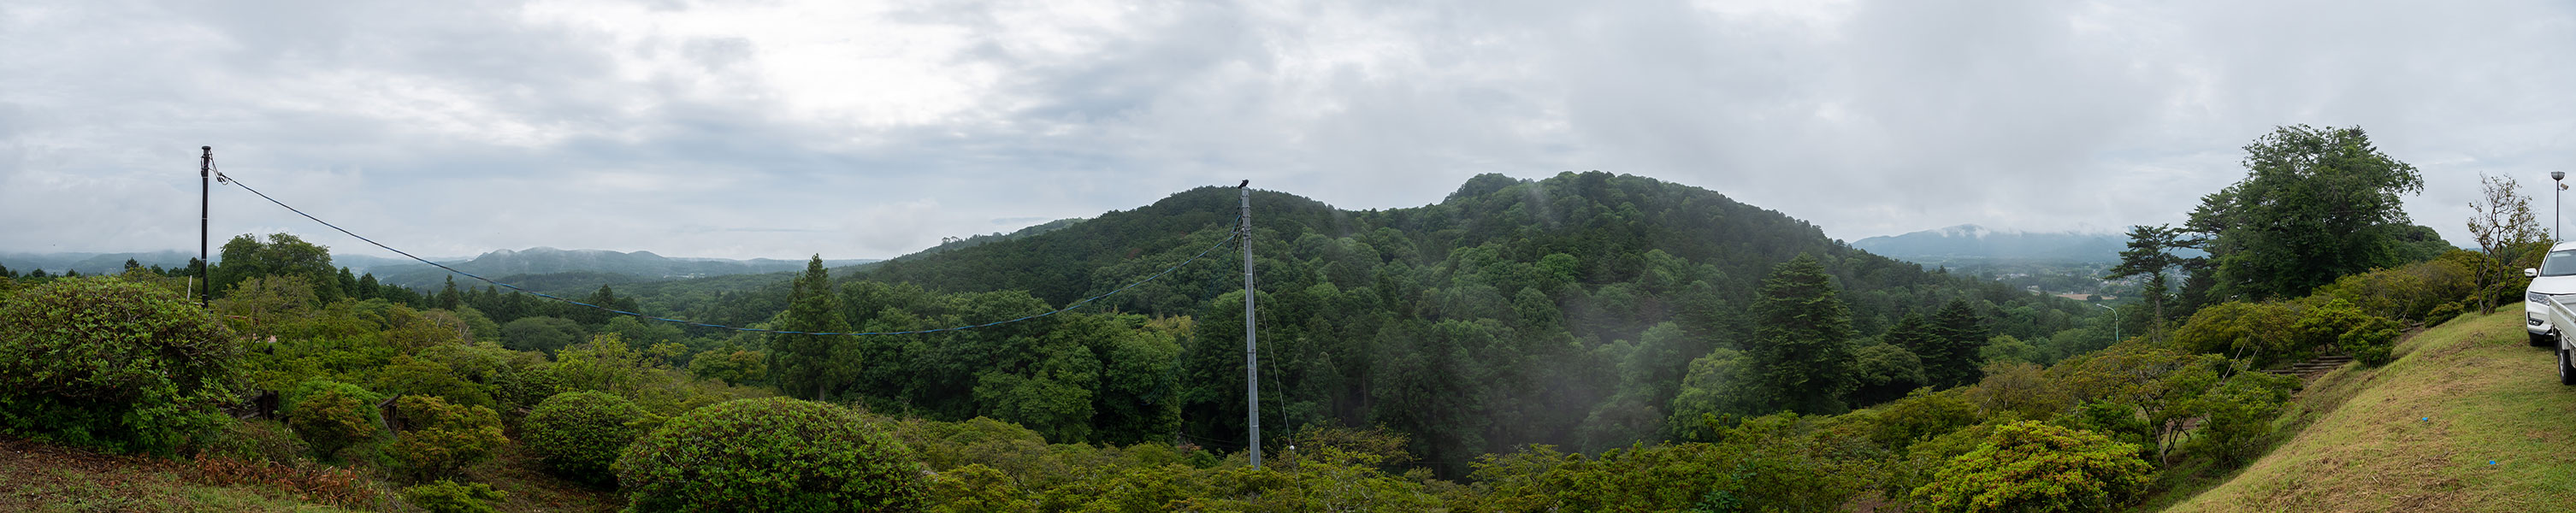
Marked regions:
[770,255,848,400]
[1748,254,1855,415]
[1924,299,1988,387]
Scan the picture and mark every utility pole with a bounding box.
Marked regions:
[199,146,212,308]
[1239,180,1261,469]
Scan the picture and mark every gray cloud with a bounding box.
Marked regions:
[4,0,2571,262]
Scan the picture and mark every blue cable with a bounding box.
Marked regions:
[217,170,1241,337]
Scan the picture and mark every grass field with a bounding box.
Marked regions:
[2161,310,2576,512]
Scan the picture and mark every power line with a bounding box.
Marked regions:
[215,168,1239,337]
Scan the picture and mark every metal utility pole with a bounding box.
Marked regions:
[1238,180,1261,469]
[2555,171,2567,244]
[199,146,213,308]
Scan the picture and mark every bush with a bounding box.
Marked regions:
[1909,421,2152,513]
[192,419,310,464]
[2423,301,2465,327]
[402,480,505,513]
[0,277,244,454]
[389,395,507,481]
[2297,300,2403,366]
[2185,373,2297,465]
[285,380,382,460]
[614,397,929,511]
[524,391,657,486]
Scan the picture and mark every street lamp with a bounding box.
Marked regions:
[2555,171,2567,244]
[2094,303,2118,345]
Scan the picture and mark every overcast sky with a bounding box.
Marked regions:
[5,0,2573,261]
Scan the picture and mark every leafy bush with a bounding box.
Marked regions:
[2167,301,2302,363]
[2296,299,2403,366]
[285,380,382,460]
[402,480,505,513]
[0,277,245,454]
[2423,301,2465,327]
[1909,421,2152,513]
[388,395,507,481]
[2184,373,2297,465]
[524,391,657,486]
[192,419,310,464]
[614,397,929,511]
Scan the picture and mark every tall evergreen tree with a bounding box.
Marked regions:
[1748,254,1856,415]
[770,256,849,400]
[1924,299,1988,387]
[438,276,464,310]
[2106,225,2199,337]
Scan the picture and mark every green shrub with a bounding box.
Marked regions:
[0,277,244,454]
[2339,319,2402,367]
[401,480,505,513]
[1909,421,2151,513]
[524,391,657,486]
[2423,301,2464,327]
[2298,300,2403,366]
[2185,373,2297,465]
[285,380,382,460]
[389,395,506,481]
[614,397,929,511]
[192,419,310,464]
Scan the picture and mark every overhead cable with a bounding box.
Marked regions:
[216,169,1238,337]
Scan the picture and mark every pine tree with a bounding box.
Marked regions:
[1925,299,1988,387]
[438,276,463,310]
[1747,254,1856,415]
[770,256,849,400]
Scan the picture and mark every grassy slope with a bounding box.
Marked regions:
[2162,310,2576,512]
[0,435,617,512]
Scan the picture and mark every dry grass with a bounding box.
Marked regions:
[2160,311,2576,512]
[0,435,357,512]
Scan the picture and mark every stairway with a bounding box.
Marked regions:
[2260,354,2355,381]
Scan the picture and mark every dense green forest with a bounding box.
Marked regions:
[0,125,2529,512]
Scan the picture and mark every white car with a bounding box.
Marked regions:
[2523,241,2576,385]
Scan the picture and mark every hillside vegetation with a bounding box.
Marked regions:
[2162,310,2576,512]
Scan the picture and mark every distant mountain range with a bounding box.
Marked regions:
[1850,224,2132,264]
[364,248,878,290]
[0,247,877,291]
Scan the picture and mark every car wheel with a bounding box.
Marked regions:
[2561,346,2576,386]
[2537,331,2558,348]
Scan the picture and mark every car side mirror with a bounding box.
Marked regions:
[2529,268,2542,278]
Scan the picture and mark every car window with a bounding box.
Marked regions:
[2545,250,2576,277]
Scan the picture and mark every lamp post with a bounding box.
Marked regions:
[2095,303,2118,345]
[2555,171,2567,244]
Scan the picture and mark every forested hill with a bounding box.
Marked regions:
[791,171,2112,473]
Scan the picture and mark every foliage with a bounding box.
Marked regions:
[1923,299,1992,386]
[2186,125,2431,301]
[1747,254,1858,415]
[0,276,244,455]
[2295,299,2402,367]
[191,419,311,465]
[402,480,505,513]
[387,395,506,481]
[284,380,382,460]
[1909,421,2152,513]
[2466,172,2548,314]
[2106,224,2199,335]
[2183,373,2297,465]
[524,390,658,486]
[770,255,852,401]
[2166,301,2303,365]
[212,233,342,304]
[499,315,586,354]
[614,397,929,511]
[1465,414,1867,512]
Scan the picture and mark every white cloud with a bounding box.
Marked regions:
[3,0,2572,262]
